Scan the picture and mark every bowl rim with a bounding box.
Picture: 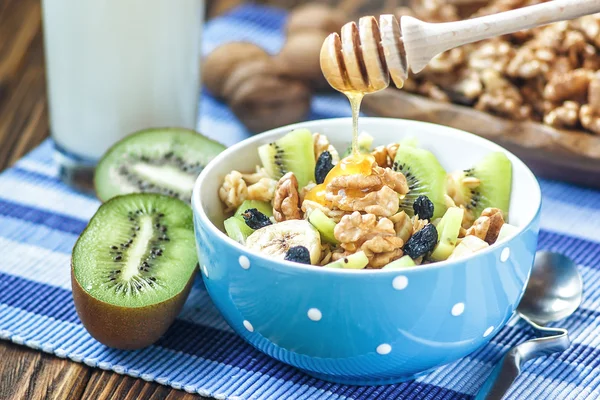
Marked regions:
[192,117,542,274]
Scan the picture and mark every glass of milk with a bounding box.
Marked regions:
[42,0,203,190]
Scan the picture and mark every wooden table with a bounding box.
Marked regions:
[0,0,248,398]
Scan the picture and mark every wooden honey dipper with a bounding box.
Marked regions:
[320,0,600,93]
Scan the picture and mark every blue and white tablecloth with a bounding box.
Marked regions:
[1,5,600,399]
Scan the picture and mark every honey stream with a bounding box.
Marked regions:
[304,91,376,206]
[306,25,406,206]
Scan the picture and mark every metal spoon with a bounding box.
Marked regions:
[475,251,583,400]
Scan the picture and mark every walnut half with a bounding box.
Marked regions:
[465,207,505,244]
[219,170,248,212]
[334,212,403,268]
[273,172,302,222]
[326,167,408,218]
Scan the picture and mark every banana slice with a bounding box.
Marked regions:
[245,220,322,265]
[497,223,518,243]
[448,235,489,260]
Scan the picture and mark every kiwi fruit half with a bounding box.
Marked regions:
[258,128,315,189]
[71,193,197,350]
[447,152,512,221]
[393,146,447,219]
[95,128,226,204]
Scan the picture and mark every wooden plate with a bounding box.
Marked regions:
[363,89,600,189]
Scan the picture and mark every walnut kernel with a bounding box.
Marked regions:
[273,172,301,222]
[219,171,248,212]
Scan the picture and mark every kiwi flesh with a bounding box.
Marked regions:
[430,207,464,261]
[341,132,374,157]
[94,128,226,204]
[71,193,198,350]
[224,217,254,244]
[258,129,315,189]
[325,251,369,269]
[393,146,447,219]
[382,255,416,269]
[225,200,273,244]
[307,208,338,244]
[234,200,273,219]
[448,152,512,222]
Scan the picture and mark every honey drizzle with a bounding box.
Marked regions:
[305,44,406,207]
[347,91,364,156]
[304,91,373,206]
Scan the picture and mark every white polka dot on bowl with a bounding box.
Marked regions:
[243,320,254,332]
[484,326,495,337]
[239,255,250,269]
[451,302,465,316]
[377,343,392,355]
[307,308,322,321]
[500,247,510,263]
[392,275,408,290]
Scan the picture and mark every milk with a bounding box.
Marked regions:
[42,0,203,161]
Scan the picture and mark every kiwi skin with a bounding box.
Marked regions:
[71,266,196,350]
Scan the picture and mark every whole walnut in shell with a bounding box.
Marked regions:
[285,3,346,36]
[203,42,270,98]
[223,59,311,134]
[274,31,329,86]
[203,41,311,134]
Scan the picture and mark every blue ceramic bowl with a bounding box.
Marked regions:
[192,118,541,385]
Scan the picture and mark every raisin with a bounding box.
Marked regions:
[413,195,434,220]
[242,208,272,230]
[403,223,438,259]
[284,246,311,264]
[315,151,334,184]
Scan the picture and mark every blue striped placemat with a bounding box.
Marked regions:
[2,5,600,399]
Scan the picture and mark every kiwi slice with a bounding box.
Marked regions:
[400,137,419,148]
[95,128,226,204]
[234,200,273,219]
[430,207,464,261]
[225,200,273,244]
[341,132,374,157]
[71,193,197,350]
[448,152,512,219]
[307,208,338,244]
[325,251,369,269]
[224,216,254,244]
[382,255,416,269]
[258,129,315,189]
[393,146,447,219]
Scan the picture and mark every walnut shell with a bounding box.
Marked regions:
[202,42,270,98]
[285,3,346,36]
[274,31,328,86]
[225,60,311,133]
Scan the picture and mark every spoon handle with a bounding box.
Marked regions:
[402,0,600,73]
[475,325,570,400]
